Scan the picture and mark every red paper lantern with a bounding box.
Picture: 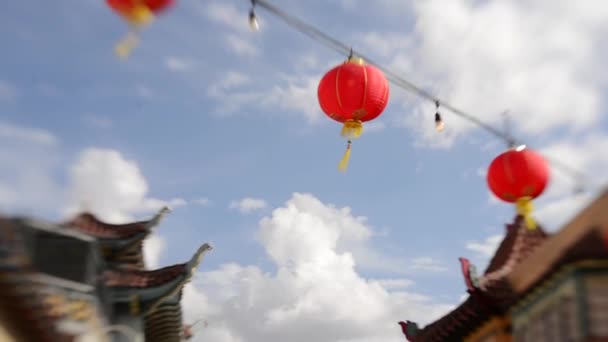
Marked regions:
[106,0,176,59]
[486,146,550,229]
[317,57,390,170]
[106,0,174,19]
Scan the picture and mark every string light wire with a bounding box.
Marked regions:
[252,0,597,190]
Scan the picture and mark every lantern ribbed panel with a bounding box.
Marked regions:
[486,148,550,202]
[106,0,174,15]
[318,60,389,124]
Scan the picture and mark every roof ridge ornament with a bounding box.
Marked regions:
[144,243,213,315]
[187,243,214,273]
[144,206,171,229]
[459,257,480,292]
[398,321,419,341]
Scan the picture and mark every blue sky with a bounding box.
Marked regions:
[1,0,608,341]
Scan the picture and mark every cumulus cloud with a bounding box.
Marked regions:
[64,148,186,222]
[143,234,166,270]
[179,193,454,342]
[59,147,194,275]
[229,197,268,214]
[392,0,608,147]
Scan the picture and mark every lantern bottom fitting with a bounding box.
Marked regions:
[340,119,363,139]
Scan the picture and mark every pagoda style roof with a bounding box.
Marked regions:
[401,215,550,342]
[145,299,184,342]
[106,242,212,342]
[0,217,104,342]
[509,189,608,295]
[112,243,212,342]
[104,264,191,288]
[105,243,212,312]
[64,206,171,268]
[64,206,171,240]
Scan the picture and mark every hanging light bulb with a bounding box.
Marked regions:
[248,0,259,32]
[249,9,259,31]
[434,100,444,132]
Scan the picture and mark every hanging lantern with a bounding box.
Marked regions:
[106,0,176,59]
[317,56,390,171]
[486,145,550,229]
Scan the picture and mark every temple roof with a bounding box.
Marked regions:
[509,223,608,295]
[400,297,491,342]
[64,207,171,269]
[145,300,184,342]
[509,189,608,294]
[104,264,190,288]
[401,215,550,342]
[0,218,102,342]
[106,243,212,314]
[63,206,170,240]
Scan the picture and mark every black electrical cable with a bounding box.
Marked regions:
[252,0,598,190]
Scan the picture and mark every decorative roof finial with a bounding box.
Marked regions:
[144,206,171,229]
[398,321,419,341]
[187,243,214,273]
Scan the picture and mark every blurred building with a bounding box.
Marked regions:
[0,207,212,342]
[400,190,608,342]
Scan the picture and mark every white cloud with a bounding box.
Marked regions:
[375,279,414,290]
[224,34,259,56]
[0,121,57,146]
[0,150,61,212]
[364,121,386,134]
[182,193,454,342]
[207,71,251,97]
[139,197,188,212]
[194,197,213,207]
[534,133,608,229]
[0,122,62,211]
[64,148,185,222]
[165,56,194,71]
[229,197,268,214]
[202,1,262,56]
[0,80,18,101]
[204,2,250,34]
[397,0,608,147]
[410,257,447,272]
[143,234,166,269]
[58,148,193,273]
[466,234,503,258]
[208,72,322,123]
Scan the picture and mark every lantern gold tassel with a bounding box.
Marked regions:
[114,6,154,59]
[340,119,363,139]
[338,140,352,172]
[114,31,140,59]
[515,197,536,230]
